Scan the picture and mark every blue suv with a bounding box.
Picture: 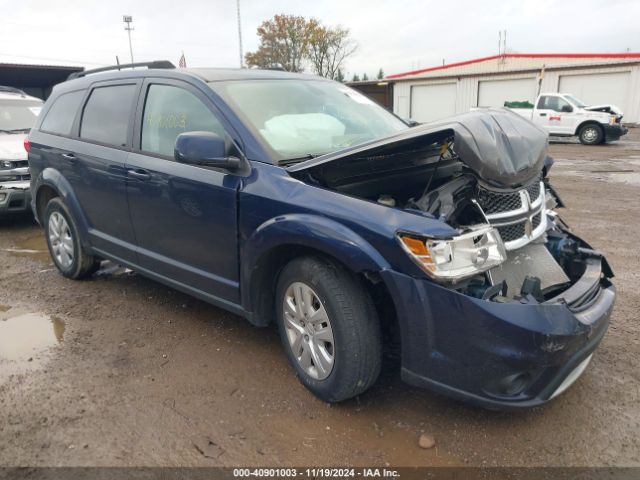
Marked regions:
[27,62,615,409]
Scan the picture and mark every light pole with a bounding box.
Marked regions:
[123,15,134,64]
[236,0,243,67]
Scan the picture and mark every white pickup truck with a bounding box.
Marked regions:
[507,93,628,145]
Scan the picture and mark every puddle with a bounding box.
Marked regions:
[4,232,51,264]
[0,306,64,377]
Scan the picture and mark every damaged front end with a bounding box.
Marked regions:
[289,109,615,408]
[289,108,613,308]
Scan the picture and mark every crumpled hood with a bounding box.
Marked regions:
[0,133,28,160]
[289,108,548,188]
[583,104,624,116]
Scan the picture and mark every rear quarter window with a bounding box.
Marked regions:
[40,90,85,135]
[80,84,137,147]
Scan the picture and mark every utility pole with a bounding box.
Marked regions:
[123,15,134,64]
[236,0,243,67]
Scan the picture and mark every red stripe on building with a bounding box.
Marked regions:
[386,53,640,79]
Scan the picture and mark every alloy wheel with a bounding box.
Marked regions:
[48,211,74,269]
[282,282,335,380]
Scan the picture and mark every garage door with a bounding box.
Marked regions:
[478,78,537,107]
[559,72,630,113]
[410,83,456,123]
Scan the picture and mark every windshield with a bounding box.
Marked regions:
[563,95,587,108]
[211,79,408,162]
[0,99,42,132]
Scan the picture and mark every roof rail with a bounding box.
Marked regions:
[68,60,175,80]
[0,85,28,96]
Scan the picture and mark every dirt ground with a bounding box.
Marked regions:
[0,129,639,468]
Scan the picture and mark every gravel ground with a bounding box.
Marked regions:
[0,129,639,467]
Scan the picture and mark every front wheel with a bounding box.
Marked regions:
[44,198,99,279]
[275,256,382,402]
[578,124,603,145]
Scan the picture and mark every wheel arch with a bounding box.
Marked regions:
[241,214,393,328]
[575,120,604,137]
[34,168,91,246]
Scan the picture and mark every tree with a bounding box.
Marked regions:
[307,22,357,81]
[362,73,369,81]
[335,69,345,83]
[352,74,360,82]
[377,68,384,79]
[245,14,312,72]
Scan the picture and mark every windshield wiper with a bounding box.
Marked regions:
[279,154,319,166]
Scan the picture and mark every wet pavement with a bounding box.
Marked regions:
[0,130,639,467]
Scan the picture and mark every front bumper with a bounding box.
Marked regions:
[381,259,615,410]
[0,182,32,215]
[604,123,628,141]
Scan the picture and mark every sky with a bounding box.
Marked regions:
[1,0,639,78]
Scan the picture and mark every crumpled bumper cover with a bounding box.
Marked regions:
[381,262,615,410]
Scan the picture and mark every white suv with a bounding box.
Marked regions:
[0,86,42,215]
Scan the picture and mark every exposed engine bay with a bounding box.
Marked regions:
[288,109,614,307]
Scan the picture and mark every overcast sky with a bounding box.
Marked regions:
[1,0,639,78]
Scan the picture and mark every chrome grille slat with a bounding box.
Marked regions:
[476,177,546,250]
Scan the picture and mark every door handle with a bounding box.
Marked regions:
[127,169,151,181]
[539,113,547,117]
[62,153,77,162]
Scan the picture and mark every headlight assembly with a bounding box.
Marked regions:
[398,226,506,283]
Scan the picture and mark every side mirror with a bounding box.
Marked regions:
[561,105,573,113]
[174,131,241,170]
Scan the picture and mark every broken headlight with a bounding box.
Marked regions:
[398,226,506,282]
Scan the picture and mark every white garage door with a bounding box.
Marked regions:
[478,78,537,107]
[410,83,456,123]
[559,72,630,113]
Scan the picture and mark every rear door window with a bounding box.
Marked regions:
[80,84,137,147]
[40,90,84,135]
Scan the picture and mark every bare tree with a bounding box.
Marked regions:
[307,23,357,81]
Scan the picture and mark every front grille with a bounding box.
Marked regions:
[0,174,30,182]
[476,188,522,214]
[497,222,526,242]
[526,180,541,202]
[0,160,28,169]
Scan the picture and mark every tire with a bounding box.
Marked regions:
[578,124,603,145]
[275,256,382,402]
[44,198,99,279]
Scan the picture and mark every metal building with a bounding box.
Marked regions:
[387,53,640,124]
[0,63,83,100]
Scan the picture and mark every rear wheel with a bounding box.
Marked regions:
[275,256,382,402]
[44,198,99,279]
[578,124,603,145]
